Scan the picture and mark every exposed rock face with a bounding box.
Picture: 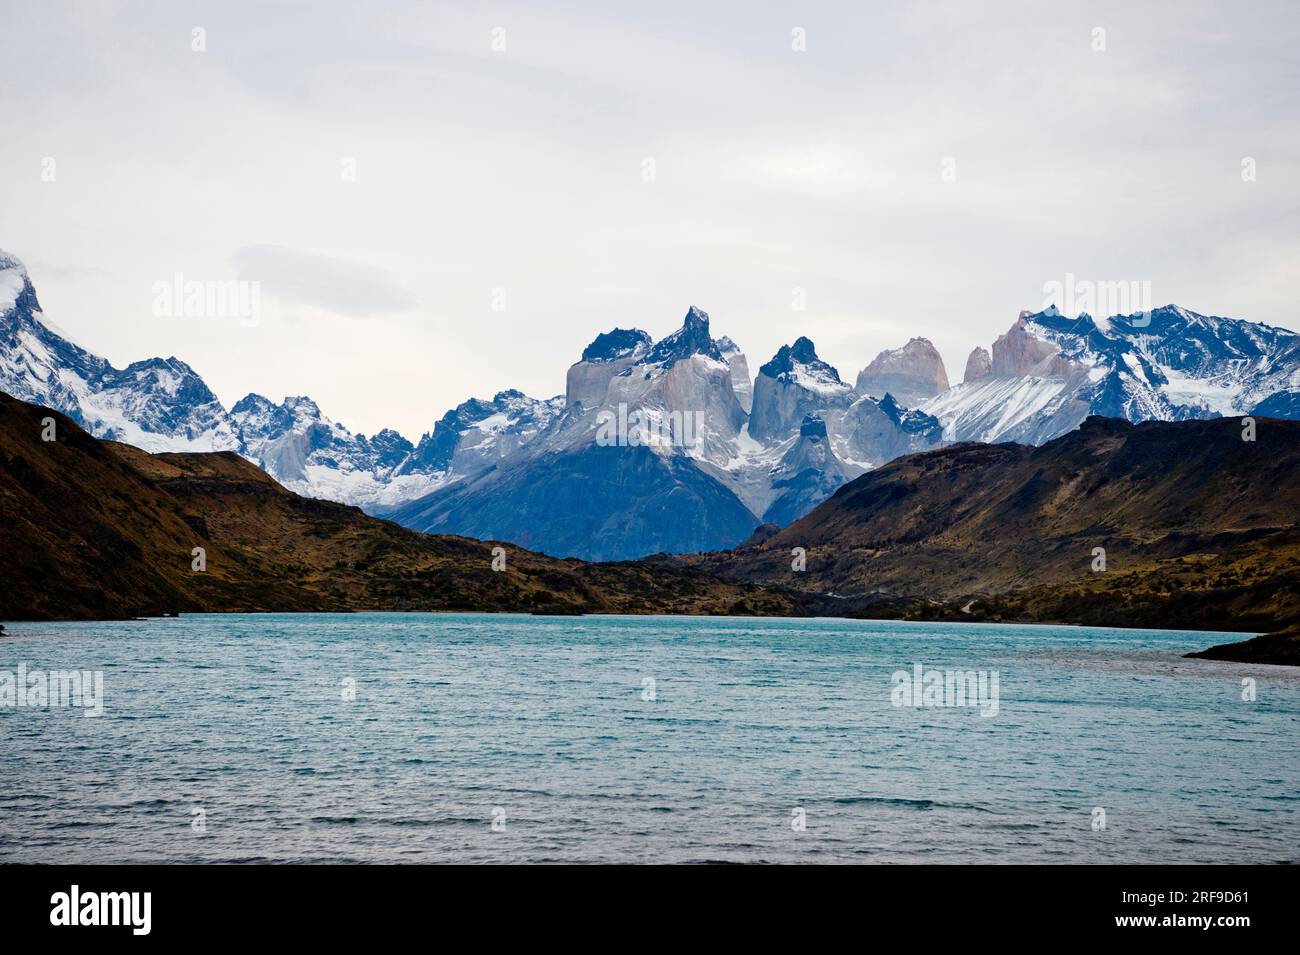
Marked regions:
[598,309,747,463]
[993,317,1066,376]
[0,250,465,506]
[0,253,241,454]
[582,328,653,363]
[923,375,1091,445]
[644,306,724,366]
[565,328,652,409]
[762,414,855,526]
[855,337,949,406]
[390,306,937,555]
[399,390,563,479]
[232,393,417,488]
[717,336,753,414]
[14,235,1300,565]
[963,347,992,384]
[391,306,759,560]
[0,253,950,557]
[837,393,945,467]
[750,337,855,442]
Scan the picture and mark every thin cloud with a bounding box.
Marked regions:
[231,245,416,318]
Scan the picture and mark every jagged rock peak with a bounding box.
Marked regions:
[231,393,276,414]
[873,392,943,438]
[124,355,199,375]
[644,306,724,365]
[760,336,841,382]
[580,328,652,363]
[799,413,828,439]
[283,395,323,417]
[990,317,1065,377]
[964,346,992,384]
[716,335,741,356]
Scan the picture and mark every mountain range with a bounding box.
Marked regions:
[4,248,1299,560]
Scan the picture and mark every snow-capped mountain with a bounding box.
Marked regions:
[0,251,452,505]
[0,252,240,453]
[397,390,564,479]
[230,393,445,505]
[925,305,1300,445]
[750,336,856,442]
[7,245,1299,561]
[389,309,946,558]
[2,249,941,552]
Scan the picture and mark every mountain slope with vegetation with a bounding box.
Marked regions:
[672,415,1300,662]
[0,393,800,620]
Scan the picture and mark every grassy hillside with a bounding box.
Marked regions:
[0,393,801,620]
[674,415,1300,662]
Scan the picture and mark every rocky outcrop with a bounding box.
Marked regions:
[762,414,854,526]
[750,337,854,442]
[717,336,753,414]
[855,337,949,406]
[990,317,1066,377]
[1185,627,1300,667]
[565,328,652,409]
[963,346,992,384]
[837,393,944,467]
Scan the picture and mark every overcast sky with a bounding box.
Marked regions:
[3,0,1298,438]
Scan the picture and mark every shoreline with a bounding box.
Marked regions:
[4,609,1289,666]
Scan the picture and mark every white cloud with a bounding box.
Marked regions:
[231,245,415,318]
[1,0,1297,437]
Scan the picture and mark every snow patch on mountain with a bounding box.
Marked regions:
[924,305,1300,445]
[8,244,1299,559]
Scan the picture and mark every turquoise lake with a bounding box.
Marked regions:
[1,613,1296,863]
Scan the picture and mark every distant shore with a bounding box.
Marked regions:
[4,609,1294,667]
[1184,625,1300,667]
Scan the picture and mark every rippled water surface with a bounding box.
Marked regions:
[1,613,1296,863]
